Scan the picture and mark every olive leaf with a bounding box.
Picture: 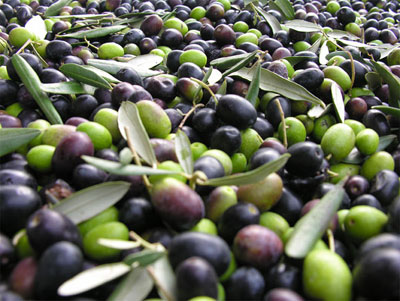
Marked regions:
[379,43,400,59]
[325,30,359,40]
[210,52,255,71]
[58,262,131,296]
[270,0,295,20]
[282,56,311,66]
[41,81,86,94]
[25,15,47,40]
[365,72,383,91]
[127,54,164,70]
[285,185,345,259]
[331,82,345,123]
[12,54,63,124]
[81,156,180,176]
[45,0,73,17]
[118,101,157,167]
[200,153,290,186]
[123,249,166,267]
[51,12,114,19]
[147,255,177,301]
[206,67,223,85]
[175,130,194,175]
[217,79,227,95]
[371,105,400,118]
[221,50,258,77]
[319,40,330,65]
[231,67,326,107]
[284,19,321,32]
[202,66,214,84]
[308,36,322,54]
[342,148,363,164]
[325,51,372,68]
[246,60,261,107]
[59,64,112,89]
[87,58,162,77]
[97,238,141,250]
[107,267,154,301]
[252,5,281,34]
[377,134,397,152]
[52,181,130,224]
[58,25,127,39]
[371,61,400,108]
[0,128,41,157]
[84,66,121,83]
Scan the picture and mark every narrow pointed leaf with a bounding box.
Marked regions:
[53,181,130,224]
[175,130,193,175]
[285,185,345,259]
[284,19,321,32]
[45,0,73,16]
[51,12,113,19]
[331,82,345,123]
[127,54,164,70]
[0,128,40,157]
[377,134,396,152]
[12,54,63,124]
[41,81,86,94]
[201,153,290,186]
[308,36,322,53]
[217,79,227,94]
[59,25,127,39]
[87,58,161,77]
[221,50,258,77]
[58,262,130,296]
[59,64,112,89]
[283,56,311,65]
[319,40,329,65]
[207,67,222,85]
[25,16,47,40]
[371,61,400,108]
[326,30,359,40]
[379,43,400,59]
[231,67,325,107]
[85,66,121,83]
[366,72,383,91]
[371,105,400,118]
[147,255,177,301]
[342,148,363,164]
[210,52,255,70]
[246,60,261,107]
[97,238,141,250]
[270,0,295,20]
[253,6,281,34]
[123,250,166,267]
[82,156,180,176]
[307,103,333,118]
[107,267,154,301]
[118,101,157,167]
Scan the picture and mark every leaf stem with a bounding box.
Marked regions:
[327,229,335,253]
[275,99,288,148]
[129,231,158,251]
[191,77,219,105]
[124,126,152,192]
[15,39,32,54]
[178,103,204,129]
[146,266,175,301]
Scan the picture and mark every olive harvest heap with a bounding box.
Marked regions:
[0,0,399,300]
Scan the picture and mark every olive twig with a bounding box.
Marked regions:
[146,266,175,301]
[30,41,49,68]
[129,231,158,251]
[124,126,153,192]
[327,229,335,253]
[84,36,99,50]
[15,39,32,55]
[191,77,219,105]
[275,99,288,148]
[177,103,204,129]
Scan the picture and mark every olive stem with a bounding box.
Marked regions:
[275,99,288,148]
[124,126,152,192]
[326,169,339,177]
[146,266,175,301]
[191,77,219,105]
[30,42,49,68]
[129,231,158,251]
[15,39,32,54]
[84,36,99,50]
[327,229,335,253]
[177,103,204,129]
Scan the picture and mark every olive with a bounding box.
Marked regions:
[370,170,399,206]
[210,125,241,156]
[286,141,324,177]
[225,267,265,300]
[0,169,37,189]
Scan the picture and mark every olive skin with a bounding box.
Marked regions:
[356,234,400,264]
[370,170,399,206]
[286,142,324,177]
[176,257,219,301]
[0,169,37,189]
[225,266,265,301]
[34,241,83,300]
[26,209,82,254]
[0,185,41,237]
[216,94,257,130]
[168,232,231,276]
[210,125,242,156]
[271,188,302,226]
[388,197,400,234]
[292,68,324,91]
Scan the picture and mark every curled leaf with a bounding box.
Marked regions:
[175,130,193,175]
[331,82,345,123]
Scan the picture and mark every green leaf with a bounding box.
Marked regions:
[45,0,73,17]
[0,128,40,157]
[82,156,180,176]
[221,50,258,78]
[231,67,325,107]
[202,66,214,84]
[127,54,164,70]
[53,181,130,224]
[371,61,400,108]
[252,6,281,34]
[107,267,154,301]
[210,52,255,71]
[217,79,227,95]
[331,82,345,123]
[87,57,162,77]
[58,25,127,39]
[283,56,311,65]
[366,72,382,91]
[378,43,400,59]
[147,255,177,301]
[371,105,400,118]
[326,30,359,40]
[58,262,131,297]
[118,101,157,167]
[319,40,329,65]
[123,249,166,267]
[41,81,86,94]
[309,36,322,54]
[285,185,345,259]
[246,60,261,107]
[59,64,112,89]
[51,12,113,19]
[85,66,121,83]
[284,19,321,32]
[377,134,397,152]
[206,67,223,85]
[175,130,193,175]
[201,153,290,186]
[271,0,295,20]
[342,148,363,164]
[25,15,47,40]
[307,103,333,118]
[97,238,141,250]
[11,54,63,124]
